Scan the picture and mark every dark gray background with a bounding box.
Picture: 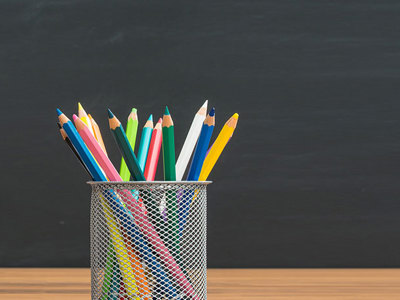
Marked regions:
[2,0,400,268]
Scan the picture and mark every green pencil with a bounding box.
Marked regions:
[119,108,138,181]
[162,106,176,181]
[108,109,145,181]
[162,106,179,252]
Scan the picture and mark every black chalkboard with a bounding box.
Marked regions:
[1,0,400,267]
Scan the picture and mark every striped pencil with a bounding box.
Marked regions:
[137,114,153,172]
[120,108,138,181]
[144,118,162,181]
[78,102,95,136]
[88,114,108,156]
[199,113,239,181]
[175,100,207,180]
[108,109,145,181]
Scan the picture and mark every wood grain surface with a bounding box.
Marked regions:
[0,269,400,299]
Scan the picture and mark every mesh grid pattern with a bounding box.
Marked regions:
[89,182,209,300]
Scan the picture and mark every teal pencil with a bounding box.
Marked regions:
[137,114,153,172]
[108,109,145,181]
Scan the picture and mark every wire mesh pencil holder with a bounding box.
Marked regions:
[88,181,210,300]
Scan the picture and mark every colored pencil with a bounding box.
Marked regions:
[74,115,122,181]
[58,109,105,181]
[59,111,142,298]
[187,107,215,181]
[180,108,215,233]
[162,106,176,180]
[74,115,155,297]
[100,196,140,300]
[161,106,179,251]
[88,114,108,156]
[144,118,162,181]
[101,243,119,299]
[108,109,145,181]
[175,100,208,180]
[78,102,95,136]
[137,114,153,172]
[119,108,138,181]
[57,122,93,179]
[199,113,239,181]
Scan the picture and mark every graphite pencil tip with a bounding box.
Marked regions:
[107,109,114,118]
[56,108,63,116]
[164,106,170,115]
[209,107,215,117]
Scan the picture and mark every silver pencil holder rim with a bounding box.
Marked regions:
[87,181,212,186]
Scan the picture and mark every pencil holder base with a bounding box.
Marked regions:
[89,181,210,300]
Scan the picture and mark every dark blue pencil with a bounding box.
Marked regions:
[186,108,215,181]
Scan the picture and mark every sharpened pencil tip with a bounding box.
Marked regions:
[78,102,83,110]
[72,114,78,121]
[232,113,239,119]
[209,107,215,116]
[56,108,63,116]
[157,118,162,123]
[148,114,153,121]
[203,100,208,107]
[107,109,114,118]
[131,108,137,113]
[164,106,170,115]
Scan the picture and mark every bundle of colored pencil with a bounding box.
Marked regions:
[58,101,238,183]
[56,101,239,299]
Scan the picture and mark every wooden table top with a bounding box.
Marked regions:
[0,268,400,299]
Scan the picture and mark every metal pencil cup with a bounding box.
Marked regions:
[88,181,210,300]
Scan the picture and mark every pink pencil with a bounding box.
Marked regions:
[73,115,199,299]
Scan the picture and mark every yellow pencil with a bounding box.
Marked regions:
[78,102,95,136]
[100,196,140,300]
[88,114,108,156]
[198,113,238,180]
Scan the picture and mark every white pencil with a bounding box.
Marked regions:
[175,100,208,180]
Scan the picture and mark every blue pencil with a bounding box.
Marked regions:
[137,114,154,172]
[179,108,215,234]
[186,107,215,181]
[57,109,106,181]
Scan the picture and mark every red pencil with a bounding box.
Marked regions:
[144,118,162,181]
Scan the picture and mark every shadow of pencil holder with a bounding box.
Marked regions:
[88,181,211,300]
